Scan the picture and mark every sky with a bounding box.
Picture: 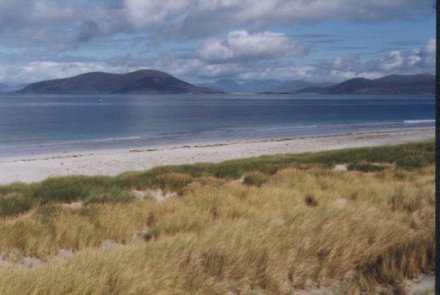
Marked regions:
[0,0,436,85]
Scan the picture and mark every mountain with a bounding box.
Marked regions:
[295,74,435,94]
[17,70,224,94]
[198,79,333,93]
[262,81,334,93]
[198,79,282,93]
[198,79,242,93]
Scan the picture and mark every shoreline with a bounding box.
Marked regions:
[0,127,434,185]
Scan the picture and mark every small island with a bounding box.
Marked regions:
[17,69,224,94]
[293,74,435,94]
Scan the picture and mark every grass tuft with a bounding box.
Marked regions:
[0,192,33,217]
[84,188,133,204]
[243,172,269,186]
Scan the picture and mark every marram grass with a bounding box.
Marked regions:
[0,140,434,294]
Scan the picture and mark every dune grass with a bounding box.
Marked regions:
[0,140,435,294]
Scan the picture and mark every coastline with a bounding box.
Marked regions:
[0,127,434,185]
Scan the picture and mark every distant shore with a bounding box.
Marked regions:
[0,127,434,185]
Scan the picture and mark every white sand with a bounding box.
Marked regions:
[0,128,434,185]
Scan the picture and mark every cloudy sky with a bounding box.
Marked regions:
[0,0,436,85]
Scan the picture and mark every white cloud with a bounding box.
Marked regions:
[122,0,432,35]
[0,0,434,49]
[318,38,436,81]
[378,38,436,72]
[0,36,435,85]
[416,37,436,67]
[222,36,436,83]
[199,30,309,62]
[379,50,404,71]
[124,0,189,28]
[332,55,361,70]
[0,0,434,85]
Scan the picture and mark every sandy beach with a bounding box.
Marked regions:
[0,127,434,185]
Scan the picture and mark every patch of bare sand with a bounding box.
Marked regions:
[0,128,434,185]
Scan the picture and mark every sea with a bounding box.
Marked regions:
[0,93,435,157]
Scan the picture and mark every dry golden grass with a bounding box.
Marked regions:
[0,144,434,294]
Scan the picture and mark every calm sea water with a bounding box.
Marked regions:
[0,93,435,157]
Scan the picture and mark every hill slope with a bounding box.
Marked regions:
[295,74,435,94]
[18,70,223,94]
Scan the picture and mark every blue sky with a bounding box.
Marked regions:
[0,0,435,85]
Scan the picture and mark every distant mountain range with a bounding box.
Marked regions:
[17,70,223,94]
[198,79,333,93]
[9,72,436,95]
[293,74,435,94]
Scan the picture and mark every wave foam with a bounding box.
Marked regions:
[404,120,435,124]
